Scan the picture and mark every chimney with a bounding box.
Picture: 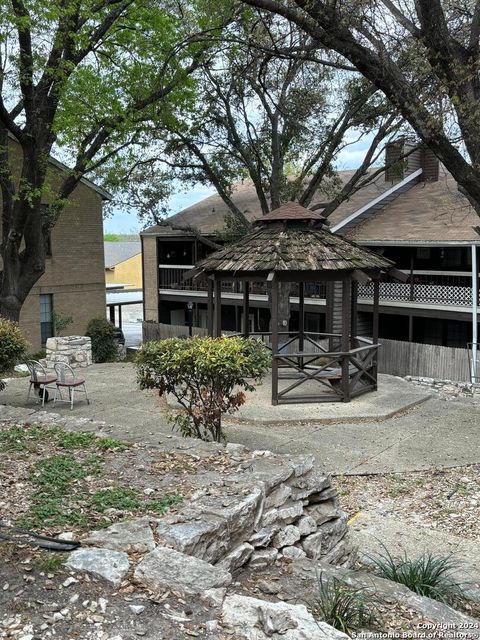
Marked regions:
[385,138,422,182]
[421,146,440,182]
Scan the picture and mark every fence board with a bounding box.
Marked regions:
[377,338,471,382]
[142,321,208,341]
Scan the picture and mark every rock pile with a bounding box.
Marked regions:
[405,375,480,399]
[43,336,92,369]
[66,447,352,591]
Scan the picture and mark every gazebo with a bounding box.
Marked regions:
[192,202,393,405]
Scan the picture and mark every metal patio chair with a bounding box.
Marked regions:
[26,360,57,407]
[53,362,89,410]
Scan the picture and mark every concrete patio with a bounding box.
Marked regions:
[1,362,479,475]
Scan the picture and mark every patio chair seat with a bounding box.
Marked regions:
[30,374,57,385]
[56,378,85,388]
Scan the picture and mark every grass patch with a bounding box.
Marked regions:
[1,422,180,532]
[370,548,467,605]
[0,424,46,452]
[33,551,67,573]
[309,575,380,634]
[0,423,130,453]
[30,455,102,488]
[90,487,182,515]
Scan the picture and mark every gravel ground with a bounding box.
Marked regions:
[335,465,480,540]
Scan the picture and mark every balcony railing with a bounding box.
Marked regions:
[158,267,477,308]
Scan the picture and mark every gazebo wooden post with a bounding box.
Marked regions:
[298,281,305,369]
[243,281,250,337]
[372,277,380,390]
[341,278,351,402]
[207,278,214,336]
[214,276,222,337]
[351,281,358,347]
[326,281,334,350]
[271,277,279,406]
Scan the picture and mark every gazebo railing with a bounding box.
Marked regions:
[273,342,379,404]
[228,331,379,404]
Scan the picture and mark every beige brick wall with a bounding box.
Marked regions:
[142,235,158,322]
[1,140,106,352]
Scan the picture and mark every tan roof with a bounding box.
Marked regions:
[146,166,480,243]
[345,169,480,243]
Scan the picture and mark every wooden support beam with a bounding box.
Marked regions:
[214,278,222,337]
[271,278,279,406]
[341,279,351,403]
[351,281,358,342]
[243,282,250,337]
[372,278,380,390]
[207,278,214,336]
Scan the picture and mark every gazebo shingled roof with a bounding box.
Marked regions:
[197,201,393,275]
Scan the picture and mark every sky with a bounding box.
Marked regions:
[103,135,375,234]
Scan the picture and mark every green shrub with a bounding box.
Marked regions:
[370,548,466,605]
[86,317,117,363]
[0,317,29,391]
[309,575,380,634]
[136,336,270,442]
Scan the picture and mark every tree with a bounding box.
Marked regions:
[0,0,229,321]
[239,0,480,217]
[136,336,270,442]
[123,13,404,230]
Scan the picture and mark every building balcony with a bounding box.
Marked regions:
[158,267,478,309]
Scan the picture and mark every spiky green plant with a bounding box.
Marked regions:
[370,548,466,605]
[309,575,379,634]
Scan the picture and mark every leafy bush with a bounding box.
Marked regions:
[309,575,379,634]
[136,336,270,442]
[0,317,29,391]
[370,548,466,605]
[86,317,117,363]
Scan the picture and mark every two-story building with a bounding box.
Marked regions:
[141,142,479,354]
[1,137,109,351]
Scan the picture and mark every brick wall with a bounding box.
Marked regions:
[1,139,106,352]
[142,235,158,322]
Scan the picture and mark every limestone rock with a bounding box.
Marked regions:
[249,548,278,569]
[305,500,342,526]
[302,514,348,559]
[301,531,323,560]
[261,501,303,527]
[296,515,317,537]
[281,546,307,560]
[217,543,254,573]
[307,486,339,505]
[66,548,130,588]
[249,526,278,548]
[156,514,229,563]
[84,518,155,554]
[221,594,349,639]
[134,546,231,594]
[239,457,293,492]
[226,442,249,456]
[272,525,300,549]
[264,484,292,510]
[195,485,264,547]
[320,513,348,554]
[289,471,331,501]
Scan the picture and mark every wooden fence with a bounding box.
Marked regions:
[377,338,471,382]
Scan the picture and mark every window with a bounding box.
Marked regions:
[40,294,54,344]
